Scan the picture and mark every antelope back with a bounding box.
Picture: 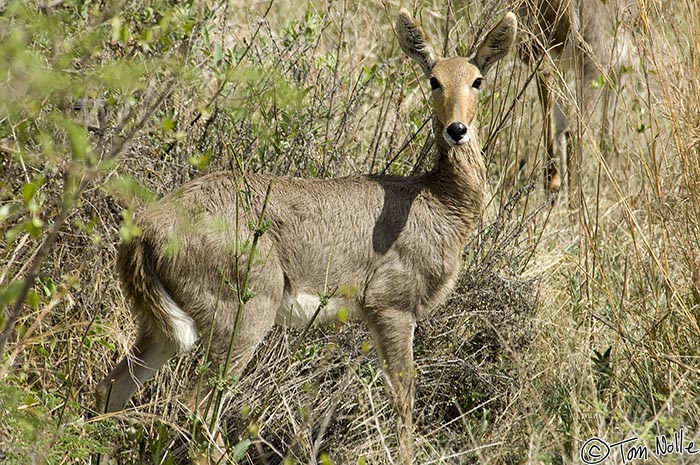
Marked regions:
[519,0,634,80]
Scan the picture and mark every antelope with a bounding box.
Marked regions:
[518,0,632,196]
[96,9,517,464]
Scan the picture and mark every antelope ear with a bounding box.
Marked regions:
[396,8,438,76]
[473,12,517,75]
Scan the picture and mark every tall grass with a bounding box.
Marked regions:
[0,0,698,464]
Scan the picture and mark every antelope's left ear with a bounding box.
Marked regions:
[396,8,439,76]
[473,12,517,76]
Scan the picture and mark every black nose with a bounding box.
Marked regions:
[446,122,467,142]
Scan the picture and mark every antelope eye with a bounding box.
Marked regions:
[429,77,441,90]
[472,77,483,89]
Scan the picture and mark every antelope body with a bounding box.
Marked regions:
[97,9,517,464]
[518,0,632,195]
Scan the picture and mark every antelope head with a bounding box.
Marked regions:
[397,9,517,147]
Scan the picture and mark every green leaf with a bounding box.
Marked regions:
[5,225,23,244]
[231,439,251,461]
[26,216,44,238]
[26,290,40,310]
[240,287,256,304]
[104,176,156,203]
[111,16,123,41]
[591,74,605,89]
[360,64,377,86]
[38,276,56,298]
[213,42,223,65]
[0,280,25,310]
[65,121,90,163]
[0,203,21,223]
[188,150,211,171]
[119,209,142,243]
[361,341,372,354]
[111,16,131,44]
[22,176,44,205]
[34,344,49,358]
[161,117,175,134]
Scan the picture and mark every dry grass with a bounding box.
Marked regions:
[1,0,699,464]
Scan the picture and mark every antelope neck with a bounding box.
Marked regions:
[426,127,486,242]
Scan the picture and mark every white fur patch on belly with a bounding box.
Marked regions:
[276,292,359,328]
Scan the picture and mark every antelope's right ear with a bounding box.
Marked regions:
[473,12,517,76]
[396,8,437,76]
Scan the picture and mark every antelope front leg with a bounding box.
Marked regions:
[536,71,561,196]
[366,308,416,465]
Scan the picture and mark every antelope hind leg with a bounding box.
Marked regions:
[188,289,281,464]
[96,331,177,414]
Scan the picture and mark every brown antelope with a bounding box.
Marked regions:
[96,9,517,464]
[518,0,632,197]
